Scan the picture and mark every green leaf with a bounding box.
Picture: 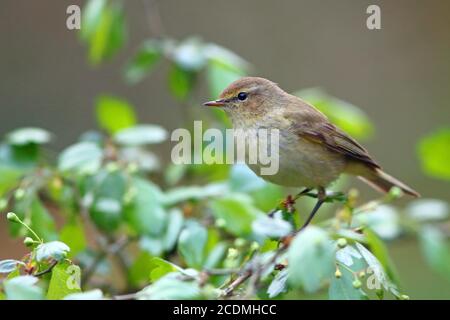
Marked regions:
[119,147,160,172]
[4,276,44,300]
[353,205,400,240]
[124,178,166,236]
[114,125,167,146]
[36,241,70,262]
[178,221,208,269]
[137,273,201,300]
[229,164,266,192]
[204,43,249,73]
[64,289,103,300]
[30,198,57,241]
[139,236,163,256]
[172,38,206,71]
[89,171,126,232]
[329,267,365,300]
[58,142,102,174]
[267,269,289,298]
[0,143,39,169]
[162,208,184,252]
[288,226,335,292]
[203,243,227,269]
[418,128,450,180]
[209,194,262,237]
[406,199,449,222]
[162,183,228,206]
[80,0,106,40]
[164,163,187,186]
[128,251,153,287]
[90,197,122,232]
[148,257,180,282]
[125,39,163,84]
[294,88,374,140]
[0,260,25,274]
[355,242,397,293]
[252,215,292,239]
[95,95,136,134]
[81,0,126,65]
[0,165,24,196]
[419,226,450,281]
[6,127,52,146]
[250,183,284,212]
[47,261,81,300]
[206,59,245,99]
[59,219,87,258]
[336,245,364,268]
[363,229,400,285]
[168,65,195,101]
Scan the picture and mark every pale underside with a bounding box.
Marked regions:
[228,109,348,188]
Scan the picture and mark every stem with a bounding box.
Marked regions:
[34,260,57,277]
[20,221,42,243]
[141,0,165,37]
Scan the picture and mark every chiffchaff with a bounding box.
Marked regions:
[204,77,419,229]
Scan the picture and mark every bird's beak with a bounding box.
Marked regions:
[203,99,226,107]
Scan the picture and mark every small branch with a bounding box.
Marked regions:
[81,235,132,287]
[204,268,240,276]
[34,260,58,277]
[142,0,165,37]
[222,271,252,297]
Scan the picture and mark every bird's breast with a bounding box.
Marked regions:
[234,118,346,188]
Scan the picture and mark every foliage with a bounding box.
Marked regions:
[418,128,450,181]
[1,0,449,301]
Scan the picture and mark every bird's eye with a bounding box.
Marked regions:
[237,92,248,101]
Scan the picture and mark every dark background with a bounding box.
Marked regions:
[0,0,449,298]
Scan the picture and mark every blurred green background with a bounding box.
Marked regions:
[0,0,449,298]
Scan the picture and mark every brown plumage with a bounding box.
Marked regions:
[204,77,419,226]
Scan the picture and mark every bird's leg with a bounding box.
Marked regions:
[298,187,326,231]
[268,188,312,217]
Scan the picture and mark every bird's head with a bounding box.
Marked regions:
[203,77,287,121]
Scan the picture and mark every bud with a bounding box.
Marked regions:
[234,238,246,248]
[376,289,384,300]
[14,188,25,200]
[106,162,120,173]
[337,238,348,248]
[388,186,403,200]
[6,212,21,223]
[399,294,410,300]
[0,198,7,211]
[215,218,226,228]
[24,237,35,247]
[334,269,342,278]
[227,248,239,259]
[126,163,138,174]
[358,271,366,278]
[250,241,260,251]
[352,279,362,289]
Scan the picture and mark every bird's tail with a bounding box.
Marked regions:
[358,168,420,198]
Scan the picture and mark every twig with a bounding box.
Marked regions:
[204,268,240,276]
[141,0,165,37]
[222,270,252,297]
[34,260,58,277]
[81,235,131,287]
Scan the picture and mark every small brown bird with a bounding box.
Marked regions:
[204,77,419,229]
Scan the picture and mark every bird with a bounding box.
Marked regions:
[204,77,419,230]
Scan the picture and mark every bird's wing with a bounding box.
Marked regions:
[285,101,380,169]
